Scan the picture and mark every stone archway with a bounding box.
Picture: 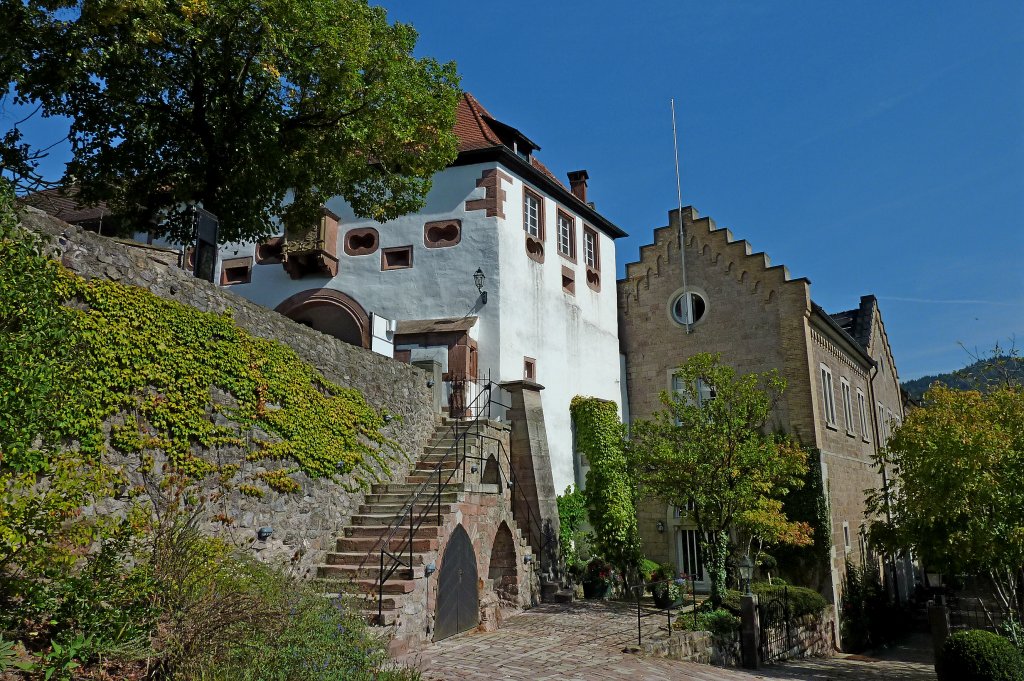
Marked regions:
[488,522,519,606]
[275,288,370,349]
[481,455,500,485]
[434,524,479,641]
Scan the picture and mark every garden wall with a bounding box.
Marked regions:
[20,208,438,576]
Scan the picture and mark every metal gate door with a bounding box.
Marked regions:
[758,586,791,663]
[434,524,478,641]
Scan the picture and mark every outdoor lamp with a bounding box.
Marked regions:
[656,520,666,533]
[425,562,436,577]
[738,554,755,595]
[257,526,273,541]
[474,268,488,304]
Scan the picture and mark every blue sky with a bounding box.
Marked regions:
[5,1,1022,380]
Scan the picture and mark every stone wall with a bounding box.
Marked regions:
[643,630,741,667]
[20,207,438,577]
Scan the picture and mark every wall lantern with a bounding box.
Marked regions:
[474,268,488,305]
[257,526,273,541]
[656,520,666,534]
[523,554,533,565]
[738,553,755,595]
[425,561,437,577]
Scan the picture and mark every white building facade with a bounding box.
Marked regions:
[215,94,626,492]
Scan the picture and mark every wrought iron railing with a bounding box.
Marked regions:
[361,374,555,624]
[629,577,698,647]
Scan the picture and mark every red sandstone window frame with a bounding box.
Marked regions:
[523,188,544,239]
[556,210,576,261]
[561,265,575,295]
[423,219,462,248]
[583,226,600,291]
[344,227,380,256]
[523,357,536,381]
[255,236,284,265]
[220,256,253,286]
[381,245,414,271]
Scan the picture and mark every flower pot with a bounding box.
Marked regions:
[583,581,612,599]
[652,590,684,609]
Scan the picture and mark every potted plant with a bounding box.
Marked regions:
[582,558,615,599]
[650,564,685,609]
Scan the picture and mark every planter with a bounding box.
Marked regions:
[583,581,613,599]
[652,591,684,610]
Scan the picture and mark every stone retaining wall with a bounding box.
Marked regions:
[20,208,438,577]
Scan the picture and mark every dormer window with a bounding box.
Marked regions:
[513,142,531,161]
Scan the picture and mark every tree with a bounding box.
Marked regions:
[868,382,1024,621]
[7,0,460,242]
[626,353,811,606]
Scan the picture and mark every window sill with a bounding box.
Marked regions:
[558,251,577,265]
[846,430,857,438]
[825,422,838,431]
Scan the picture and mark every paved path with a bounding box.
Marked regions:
[404,601,937,680]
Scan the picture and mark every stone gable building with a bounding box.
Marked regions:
[617,206,906,612]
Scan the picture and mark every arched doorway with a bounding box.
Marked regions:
[274,288,370,348]
[434,524,478,641]
[488,522,519,606]
[481,455,500,485]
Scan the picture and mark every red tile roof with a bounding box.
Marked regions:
[455,92,566,189]
[19,187,110,225]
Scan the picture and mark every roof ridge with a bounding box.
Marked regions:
[461,92,503,148]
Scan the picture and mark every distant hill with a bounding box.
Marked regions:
[902,356,1024,400]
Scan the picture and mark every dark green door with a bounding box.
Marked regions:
[434,524,478,641]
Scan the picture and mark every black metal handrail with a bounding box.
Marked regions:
[367,374,557,624]
[629,577,699,647]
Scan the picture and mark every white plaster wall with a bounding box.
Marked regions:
[495,169,622,492]
[221,160,622,493]
[224,163,504,379]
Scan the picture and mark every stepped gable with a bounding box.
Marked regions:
[617,206,810,313]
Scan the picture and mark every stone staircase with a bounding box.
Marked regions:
[314,418,536,637]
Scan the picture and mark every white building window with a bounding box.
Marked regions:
[671,374,716,407]
[557,211,575,259]
[843,521,851,551]
[820,364,837,427]
[583,228,597,268]
[677,529,705,582]
[840,378,854,436]
[857,388,870,441]
[670,291,708,326]
[878,402,888,442]
[523,190,542,238]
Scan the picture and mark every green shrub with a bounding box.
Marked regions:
[938,630,1024,681]
[715,584,826,621]
[676,608,740,637]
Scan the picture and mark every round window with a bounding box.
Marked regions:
[671,291,707,325]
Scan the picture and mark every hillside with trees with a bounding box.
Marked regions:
[902,354,1024,400]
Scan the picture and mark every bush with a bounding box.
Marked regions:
[938,630,1024,681]
[715,584,826,621]
[676,608,740,637]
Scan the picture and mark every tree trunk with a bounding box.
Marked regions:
[707,529,729,608]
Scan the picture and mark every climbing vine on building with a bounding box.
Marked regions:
[569,396,642,583]
[1,190,398,565]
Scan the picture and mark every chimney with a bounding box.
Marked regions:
[567,170,589,203]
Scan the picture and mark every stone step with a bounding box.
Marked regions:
[371,482,464,495]
[317,576,417,595]
[363,489,461,503]
[366,610,399,626]
[318,563,425,580]
[349,513,444,527]
[403,473,465,485]
[326,551,431,567]
[359,502,456,516]
[344,524,441,539]
[335,536,439,553]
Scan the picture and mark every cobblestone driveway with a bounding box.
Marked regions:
[405,601,937,680]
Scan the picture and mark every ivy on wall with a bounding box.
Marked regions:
[569,396,641,581]
[1,195,399,529]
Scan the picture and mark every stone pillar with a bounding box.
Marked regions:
[412,359,443,414]
[740,593,760,669]
[928,600,950,674]
[500,380,560,583]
